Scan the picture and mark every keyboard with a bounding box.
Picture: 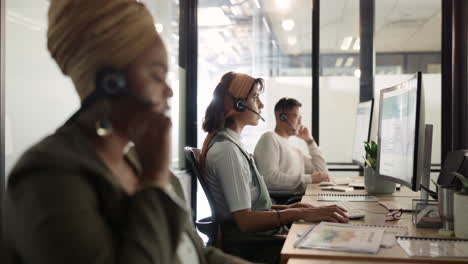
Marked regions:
[320,201,365,220]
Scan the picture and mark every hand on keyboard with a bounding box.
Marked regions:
[322,201,365,220]
[297,206,349,223]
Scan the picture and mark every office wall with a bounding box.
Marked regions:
[5,8,79,177]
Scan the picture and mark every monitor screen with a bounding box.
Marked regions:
[351,100,374,166]
[377,73,424,191]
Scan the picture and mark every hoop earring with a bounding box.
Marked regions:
[96,119,113,137]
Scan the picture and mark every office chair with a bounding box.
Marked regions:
[184,147,219,246]
[184,147,286,263]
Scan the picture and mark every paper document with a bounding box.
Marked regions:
[352,224,408,248]
[295,222,384,254]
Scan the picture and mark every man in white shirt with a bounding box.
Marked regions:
[254,97,329,193]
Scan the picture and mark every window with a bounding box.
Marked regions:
[375,0,441,167]
[319,0,360,171]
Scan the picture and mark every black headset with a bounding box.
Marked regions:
[225,84,265,121]
[96,67,128,97]
[226,91,249,112]
[65,67,151,124]
[278,98,289,121]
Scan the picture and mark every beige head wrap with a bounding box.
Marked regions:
[47,0,160,101]
[223,73,256,119]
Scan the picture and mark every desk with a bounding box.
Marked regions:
[280,193,465,264]
[287,258,416,264]
[305,183,420,198]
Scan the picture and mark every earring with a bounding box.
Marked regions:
[95,119,113,137]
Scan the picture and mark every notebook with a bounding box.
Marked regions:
[320,186,354,192]
[352,224,408,248]
[294,222,384,254]
[397,236,468,258]
[318,193,378,202]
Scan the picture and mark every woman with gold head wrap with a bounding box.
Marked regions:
[200,72,349,263]
[3,1,250,263]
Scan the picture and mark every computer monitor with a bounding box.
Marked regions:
[351,99,374,166]
[377,72,426,191]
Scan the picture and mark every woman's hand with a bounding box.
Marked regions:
[297,205,349,223]
[312,171,330,183]
[128,112,172,187]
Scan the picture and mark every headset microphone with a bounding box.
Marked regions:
[243,104,266,122]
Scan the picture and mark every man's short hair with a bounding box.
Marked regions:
[274,97,302,114]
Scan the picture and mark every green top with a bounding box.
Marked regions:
[3,121,250,264]
[207,132,272,213]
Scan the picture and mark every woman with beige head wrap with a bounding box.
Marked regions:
[3,1,251,263]
[200,72,349,263]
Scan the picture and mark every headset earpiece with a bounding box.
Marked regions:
[280,113,287,121]
[226,91,247,112]
[96,68,127,96]
[235,99,247,112]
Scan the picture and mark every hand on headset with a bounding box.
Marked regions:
[128,112,172,187]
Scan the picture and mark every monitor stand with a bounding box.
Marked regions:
[420,124,433,200]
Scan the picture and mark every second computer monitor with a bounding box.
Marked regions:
[351,99,374,166]
[377,72,425,191]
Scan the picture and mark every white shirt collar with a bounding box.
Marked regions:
[221,128,242,144]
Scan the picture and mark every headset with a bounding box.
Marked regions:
[277,98,297,132]
[66,67,153,124]
[95,67,153,105]
[226,90,265,121]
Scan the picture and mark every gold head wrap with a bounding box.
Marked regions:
[200,72,257,173]
[47,0,160,101]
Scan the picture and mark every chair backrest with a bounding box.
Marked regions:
[184,147,218,223]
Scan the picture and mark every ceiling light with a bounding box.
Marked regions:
[252,0,261,8]
[354,69,361,78]
[199,7,231,27]
[344,57,354,67]
[262,17,271,33]
[288,36,297,46]
[281,19,295,31]
[353,38,360,50]
[340,36,353,50]
[335,57,344,67]
[275,0,290,9]
[230,5,243,16]
[155,23,164,33]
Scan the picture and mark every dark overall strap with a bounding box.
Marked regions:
[206,133,266,209]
